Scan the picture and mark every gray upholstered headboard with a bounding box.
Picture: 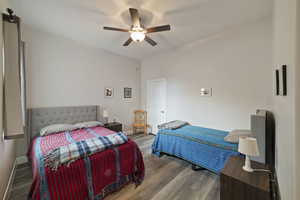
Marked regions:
[27,105,100,141]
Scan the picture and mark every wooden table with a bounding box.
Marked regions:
[220,156,271,200]
[104,122,122,132]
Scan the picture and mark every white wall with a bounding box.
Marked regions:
[296,1,300,199]
[141,18,273,131]
[23,27,140,125]
[272,0,297,199]
[0,0,17,199]
[15,27,141,155]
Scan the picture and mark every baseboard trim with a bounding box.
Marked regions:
[3,159,17,200]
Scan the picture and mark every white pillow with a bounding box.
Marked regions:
[75,121,104,129]
[224,129,253,143]
[40,124,77,136]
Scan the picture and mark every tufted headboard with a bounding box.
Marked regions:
[27,105,100,142]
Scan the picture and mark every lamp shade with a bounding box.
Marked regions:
[238,137,259,156]
[103,110,109,118]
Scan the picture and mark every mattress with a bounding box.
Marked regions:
[29,126,145,200]
[152,125,239,173]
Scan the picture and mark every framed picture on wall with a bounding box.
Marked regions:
[277,65,287,96]
[104,87,114,98]
[124,87,132,99]
[275,69,280,96]
[281,65,287,96]
[200,88,212,97]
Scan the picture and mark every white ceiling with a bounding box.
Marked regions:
[11,0,272,60]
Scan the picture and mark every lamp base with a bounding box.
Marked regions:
[242,155,254,173]
[242,165,254,172]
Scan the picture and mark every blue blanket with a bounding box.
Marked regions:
[152,125,239,174]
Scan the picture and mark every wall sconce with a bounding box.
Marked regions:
[200,88,212,96]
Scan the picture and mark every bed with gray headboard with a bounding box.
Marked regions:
[26,105,146,200]
[26,105,102,144]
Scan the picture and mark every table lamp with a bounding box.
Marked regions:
[238,137,260,172]
[103,110,109,123]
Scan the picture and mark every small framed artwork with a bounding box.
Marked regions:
[275,69,280,95]
[282,65,287,96]
[104,87,114,98]
[277,65,287,96]
[200,88,212,97]
[124,87,132,99]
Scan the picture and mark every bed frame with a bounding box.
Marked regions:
[26,105,102,144]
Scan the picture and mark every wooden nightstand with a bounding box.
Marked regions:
[104,122,122,132]
[221,156,272,200]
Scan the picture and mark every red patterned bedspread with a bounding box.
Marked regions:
[29,126,145,200]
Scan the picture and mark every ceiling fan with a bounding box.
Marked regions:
[103,8,171,47]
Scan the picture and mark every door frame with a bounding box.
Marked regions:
[146,78,167,134]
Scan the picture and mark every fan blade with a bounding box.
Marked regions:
[146,25,171,33]
[129,8,141,27]
[145,36,157,46]
[103,27,129,32]
[123,38,133,46]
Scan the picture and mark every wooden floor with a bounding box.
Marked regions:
[9,134,220,200]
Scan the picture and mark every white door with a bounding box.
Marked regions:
[147,79,167,135]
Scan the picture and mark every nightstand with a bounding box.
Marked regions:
[220,156,272,200]
[104,122,122,132]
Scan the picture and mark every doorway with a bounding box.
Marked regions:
[147,78,167,135]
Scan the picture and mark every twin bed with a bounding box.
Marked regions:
[152,110,275,174]
[152,125,239,173]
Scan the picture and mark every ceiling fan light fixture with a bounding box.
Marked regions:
[130,31,145,42]
[130,27,146,42]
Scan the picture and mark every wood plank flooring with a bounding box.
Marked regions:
[9,134,220,200]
